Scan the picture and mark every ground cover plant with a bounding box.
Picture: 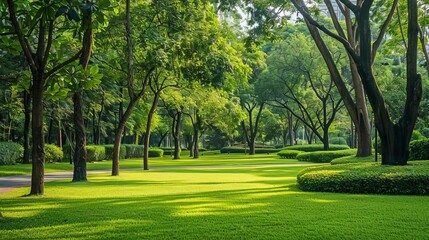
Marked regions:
[0,155,428,239]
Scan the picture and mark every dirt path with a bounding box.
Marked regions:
[0,163,321,194]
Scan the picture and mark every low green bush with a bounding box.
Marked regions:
[282,144,350,152]
[329,137,347,145]
[149,148,164,157]
[296,149,357,163]
[124,145,145,158]
[409,139,429,160]
[104,145,126,160]
[420,128,429,138]
[45,144,63,163]
[411,130,426,141]
[297,161,429,195]
[330,155,377,165]
[86,145,106,162]
[0,142,23,165]
[277,150,303,159]
[220,147,280,154]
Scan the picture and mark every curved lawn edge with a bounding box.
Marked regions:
[297,161,429,195]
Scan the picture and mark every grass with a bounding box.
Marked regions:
[0,154,429,239]
[0,153,293,177]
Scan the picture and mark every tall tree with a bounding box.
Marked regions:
[291,0,422,165]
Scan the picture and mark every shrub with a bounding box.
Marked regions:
[159,147,180,156]
[124,145,145,158]
[297,161,429,195]
[104,145,126,160]
[296,149,357,163]
[419,128,429,138]
[86,145,106,162]
[148,148,164,157]
[409,139,429,160]
[282,144,349,152]
[44,144,63,163]
[411,130,426,141]
[0,142,23,165]
[328,137,347,145]
[330,155,377,165]
[220,147,280,154]
[277,150,303,159]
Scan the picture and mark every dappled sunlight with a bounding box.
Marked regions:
[306,198,338,203]
[174,202,269,217]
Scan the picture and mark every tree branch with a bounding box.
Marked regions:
[46,50,82,78]
[371,0,398,62]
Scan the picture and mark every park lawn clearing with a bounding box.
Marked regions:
[0,153,297,177]
[1,164,428,239]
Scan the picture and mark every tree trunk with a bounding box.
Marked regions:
[23,89,31,164]
[248,138,255,155]
[58,120,62,148]
[193,128,199,159]
[30,74,45,195]
[72,92,87,182]
[143,93,160,170]
[157,131,168,147]
[322,128,329,150]
[172,111,182,160]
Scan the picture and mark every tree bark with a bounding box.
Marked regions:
[143,92,161,170]
[23,89,31,164]
[72,92,87,182]
[172,110,182,159]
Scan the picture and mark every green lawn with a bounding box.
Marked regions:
[0,154,428,239]
[0,153,296,177]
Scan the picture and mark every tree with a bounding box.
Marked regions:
[291,0,422,165]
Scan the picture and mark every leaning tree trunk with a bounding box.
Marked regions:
[30,73,45,195]
[193,128,199,159]
[172,111,182,160]
[72,91,87,182]
[143,92,161,170]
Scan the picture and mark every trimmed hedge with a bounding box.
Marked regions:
[297,161,429,195]
[45,144,63,163]
[86,145,106,162]
[277,150,303,159]
[282,144,350,152]
[104,145,126,160]
[296,149,357,163]
[124,145,145,158]
[329,137,347,145]
[148,148,164,157]
[330,155,377,165]
[0,142,23,165]
[220,147,280,154]
[409,139,429,160]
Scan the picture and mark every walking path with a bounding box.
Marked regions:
[0,163,322,194]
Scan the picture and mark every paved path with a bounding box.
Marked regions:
[0,163,322,194]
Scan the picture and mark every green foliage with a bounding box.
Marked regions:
[409,139,429,160]
[104,145,126,160]
[124,145,145,159]
[297,162,429,195]
[277,150,303,159]
[282,144,350,152]
[296,149,357,163]
[0,142,22,165]
[44,144,64,163]
[419,128,429,138]
[328,137,347,145]
[86,145,106,162]
[148,148,164,157]
[411,130,426,141]
[220,147,280,154]
[330,155,377,165]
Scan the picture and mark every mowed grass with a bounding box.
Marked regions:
[1,158,429,239]
[0,152,295,177]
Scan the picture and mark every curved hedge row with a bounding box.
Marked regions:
[282,144,350,152]
[330,155,377,165]
[277,150,303,159]
[409,139,429,160]
[220,147,280,154]
[297,161,429,195]
[296,149,357,163]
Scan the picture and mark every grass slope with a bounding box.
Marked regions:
[1,155,428,239]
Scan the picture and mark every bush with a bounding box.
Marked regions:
[148,148,164,157]
[297,161,429,195]
[44,144,63,163]
[330,155,377,165]
[124,145,145,158]
[282,144,350,152]
[104,145,126,160]
[411,130,426,141]
[86,145,106,162]
[277,150,303,159]
[296,149,357,163]
[0,142,23,165]
[409,139,429,160]
[220,147,280,154]
[328,137,348,145]
[419,128,429,138]
[159,147,180,156]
